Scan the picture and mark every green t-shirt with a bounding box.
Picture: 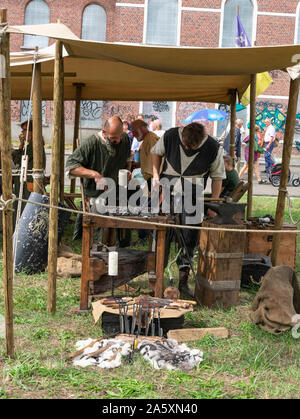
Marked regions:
[222,168,239,195]
[65,133,131,198]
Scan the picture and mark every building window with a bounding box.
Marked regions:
[142,1,178,129]
[81,3,107,42]
[80,4,107,128]
[221,0,254,47]
[23,0,50,49]
[145,0,178,46]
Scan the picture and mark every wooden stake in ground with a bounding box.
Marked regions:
[247,74,257,219]
[230,89,237,161]
[272,77,300,266]
[0,8,14,357]
[47,40,64,314]
[32,53,45,194]
[70,83,84,194]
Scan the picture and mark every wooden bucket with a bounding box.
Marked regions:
[195,221,246,309]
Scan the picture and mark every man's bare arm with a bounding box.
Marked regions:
[152,154,162,180]
[69,166,103,183]
[211,179,222,199]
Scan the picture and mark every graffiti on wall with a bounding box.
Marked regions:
[255,101,287,134]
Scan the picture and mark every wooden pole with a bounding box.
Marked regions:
[47,40,63,314]
[59,82,64,203]
[247,74,256,219]
[271,77,300,266]
[230,90,237,161]
[32,51,44,194]
[0,8,14,357]
[70,83,84,194]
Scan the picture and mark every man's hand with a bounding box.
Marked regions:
[207,208,217,219]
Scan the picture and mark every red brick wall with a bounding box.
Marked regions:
[4,0,300,137]
[181,10,220,46]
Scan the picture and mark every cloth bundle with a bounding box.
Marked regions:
[250,266,300,334]
[72,338,203,371]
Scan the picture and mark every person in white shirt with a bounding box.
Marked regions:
[151,119,165,138]
[263,117,276,173]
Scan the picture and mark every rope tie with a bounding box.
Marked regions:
[0,194,16,212]
[32,168,45,179]
[286,191,300,225]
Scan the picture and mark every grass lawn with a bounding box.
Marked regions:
[0,196,299,399]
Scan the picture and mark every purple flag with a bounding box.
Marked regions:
[236,13,251,47]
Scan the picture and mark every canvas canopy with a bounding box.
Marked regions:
[7,23,300,104]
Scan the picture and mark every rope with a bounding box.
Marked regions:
[13,195,300,235]
[0,195,16,212]
[286,191,300,225]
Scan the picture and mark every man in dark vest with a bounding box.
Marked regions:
[151,122,225,297]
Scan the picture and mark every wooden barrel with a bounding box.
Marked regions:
[195,221,246,309]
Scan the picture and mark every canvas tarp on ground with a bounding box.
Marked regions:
[7,23,300,104]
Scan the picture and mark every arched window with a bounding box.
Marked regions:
[221,0,254,47]
[23,0,50,49]
[82,4,107,42]
[80,4,107,128]
[145,0,178,46]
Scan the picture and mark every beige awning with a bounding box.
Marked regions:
[8,23,300,104]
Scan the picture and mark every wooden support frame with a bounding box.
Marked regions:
[271,77,300,266]
[230,89,237,161]
[47,40,64,314]
[70,82,85,194]
[0,8,14,357]
[247,74,256,219]
[32,52,44,194]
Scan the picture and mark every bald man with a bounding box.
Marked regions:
[131,119,160,190]
[66,116,132,198]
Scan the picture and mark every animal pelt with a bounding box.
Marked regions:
[250,266,300,335]
[73,338,131,369]
[138,338,203,371]
[72,338,204,371]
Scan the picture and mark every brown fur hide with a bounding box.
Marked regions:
[250,266,300,334]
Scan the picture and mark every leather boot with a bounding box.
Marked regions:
[178,268,194,298]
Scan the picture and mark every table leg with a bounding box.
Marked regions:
[80,223,92,310]
[155,229,166,297]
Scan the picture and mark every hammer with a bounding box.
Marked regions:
[204,202,247,225]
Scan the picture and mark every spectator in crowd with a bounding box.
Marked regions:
[263,117,276,174]
[239,125,266,184]
[151,119,165,138]
[221,155,240,197]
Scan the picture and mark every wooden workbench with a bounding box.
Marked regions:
[80,213,172,310]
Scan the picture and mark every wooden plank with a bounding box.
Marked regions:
[167,327,229,342]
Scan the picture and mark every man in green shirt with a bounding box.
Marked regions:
[66,116,132,198]
[65,116,132,241]
[221,155,239,197]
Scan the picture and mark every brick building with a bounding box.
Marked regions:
[4,0,300,143]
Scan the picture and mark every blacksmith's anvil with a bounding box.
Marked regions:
[204,201,247,225]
